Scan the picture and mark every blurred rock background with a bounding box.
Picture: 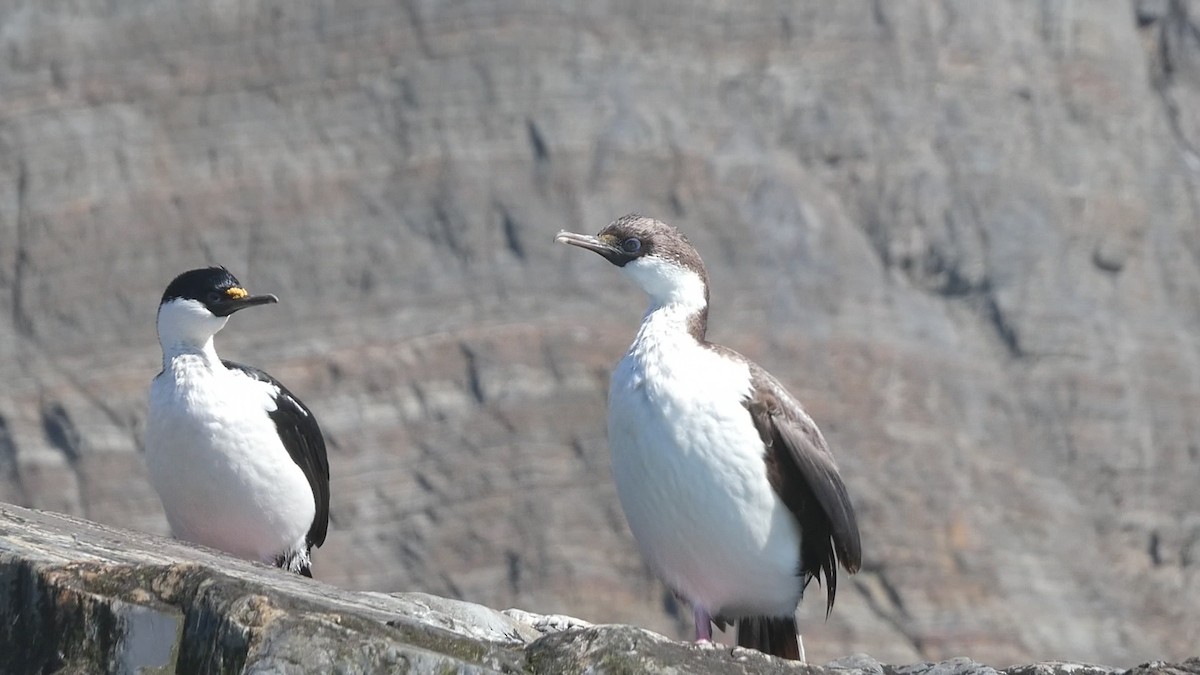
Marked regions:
[0,0,1197,667]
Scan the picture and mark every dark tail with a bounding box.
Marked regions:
[274,550,314,578]
[737,616,801,661]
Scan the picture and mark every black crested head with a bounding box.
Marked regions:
[160,267,278,317]
[161,267,239,304]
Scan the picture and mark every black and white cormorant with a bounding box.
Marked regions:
[556,215,862,661]
[145,267,330,577]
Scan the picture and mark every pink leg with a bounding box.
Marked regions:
[692,606,713,642]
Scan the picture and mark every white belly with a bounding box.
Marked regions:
[145,364,314,563]
[608,341,804,618]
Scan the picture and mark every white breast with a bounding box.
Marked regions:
[145,355,315,564]
[607,314,804,618]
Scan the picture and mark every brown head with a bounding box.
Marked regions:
[555,215,711,321]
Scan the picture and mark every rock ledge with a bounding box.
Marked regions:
[0,505,1194,674]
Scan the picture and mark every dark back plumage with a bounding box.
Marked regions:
[738,357,862,615]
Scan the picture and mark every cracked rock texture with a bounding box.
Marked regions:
[2,505,1198,675]
[0,0,1198,668]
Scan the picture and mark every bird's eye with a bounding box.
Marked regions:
[622,237,642,254]
[206,291,224,303]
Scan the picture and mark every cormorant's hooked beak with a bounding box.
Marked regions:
[555,230,628,266]
[211,287,279,317]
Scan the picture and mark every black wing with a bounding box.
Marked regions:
[224,360,330,551]
[742,361,861,617]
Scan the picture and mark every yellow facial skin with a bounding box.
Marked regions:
[225,287,249,299]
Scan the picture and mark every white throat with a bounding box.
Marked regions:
[157,298,227,367]
[621,256,708,328]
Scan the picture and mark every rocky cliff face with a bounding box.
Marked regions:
[0,0,1197,668]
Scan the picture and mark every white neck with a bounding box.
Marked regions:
[157,299,227,369]
[621,257,709,336]
[160,334,222,370]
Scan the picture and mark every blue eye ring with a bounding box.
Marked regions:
[622,237,642,254]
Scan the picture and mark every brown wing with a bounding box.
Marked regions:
[744,363,862,617]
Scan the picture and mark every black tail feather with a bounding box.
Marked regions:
[274,550,314,578]
[737,616,801,661]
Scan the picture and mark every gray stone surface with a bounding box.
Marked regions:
[0,0,1198,668]
[3,504,1198,675]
